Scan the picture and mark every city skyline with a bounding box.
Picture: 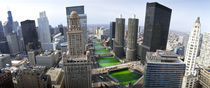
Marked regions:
[0,0,209,33]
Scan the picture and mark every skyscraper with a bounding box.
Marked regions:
[0,21,6,41]
[66,6,87,45]
[4,11,14,35]
[6,33,20,55]
[140,2,172,60]
[182,17,201,88]
[110,22,115,49]
[198,32,210,67]
[63,11,91,88]
[126,17,139,61]
[21,20,40,51]
[144,50,185,88]
[37,11,52,50]
[114,17,125,58]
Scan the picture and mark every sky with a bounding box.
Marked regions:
[0,0,209,33]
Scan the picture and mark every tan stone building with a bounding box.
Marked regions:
[199,68,210,88]
[63,11,91,88]
[46,68,64,88]
[16,66,51,88]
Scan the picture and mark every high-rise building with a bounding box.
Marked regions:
[63,11,91,88]
[37,11,52,50]
[183,34,189,55]
[114,17,125,58]
[17,66,52,88]
[109,22,115,49]
[0,41,10,53]
[66,6,87,45]
[144,50,185,88]
[199,68,210,88]
[140,2,172,60]
[0,70,14,88]
[198,32,210,67]
[126,18,139,61]
[0,21,6,41]
[6,33,20,55]
[0,54,11,69]
[27,51,38,66]
[0,21,10,54]
[4,11,14,35]
[21,20,40,51]
[182,17,201,88]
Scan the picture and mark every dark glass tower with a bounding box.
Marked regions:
[21,20,40,51]
[110,22,115,49]
[4,11,14,35]
[142,2,172,51]
[140,2,172,61]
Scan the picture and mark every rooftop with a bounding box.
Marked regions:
[46,68,63,83]
[0,54,10,59]
[146,50,183,63]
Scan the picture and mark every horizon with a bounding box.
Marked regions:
[0,0,209,33]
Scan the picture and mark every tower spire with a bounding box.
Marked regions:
[195,17,200,23]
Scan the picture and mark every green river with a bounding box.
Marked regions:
[93,39,141,85]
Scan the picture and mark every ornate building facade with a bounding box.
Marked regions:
[182,17,201,88]
[63,11,91,88]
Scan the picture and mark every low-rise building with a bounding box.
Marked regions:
[46,68,64,88]
[16,66,51,88]
[0,70,14,88]
[36,50,59,68]
[0,54,11,69]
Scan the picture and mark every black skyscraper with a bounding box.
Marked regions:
[21,20,40,51]
[110,22,115,49]
[140,2,172,60]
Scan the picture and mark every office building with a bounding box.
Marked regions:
[0,54,11,69]
[0,21,6,41]
[28,50,40,66]
[114,17,125,58]
[182,17,201,88]
[6,33,20,55]
[21,20,40,51]
[46,68,64,88]
[144,50,185,88]
[0,41,10,53]
[198,32,210,67]
[0,70,14,88]
[0,22,10,53]
[199,68,210,88]
[36,51,59,68]
[95,27,109,40]
[66,6,87,44]
[4,11,14,35]
[140,2,172,60]
[109,22,115,49]
[37,11,52,50]
[63,11,91,88]
[17,66,52,88]
[126,18,139,61]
